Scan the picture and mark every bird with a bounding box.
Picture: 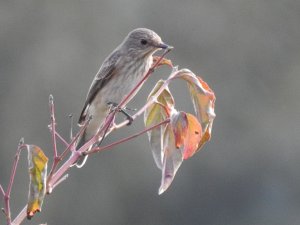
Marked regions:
[74,28,171,168]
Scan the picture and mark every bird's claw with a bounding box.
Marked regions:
[107,102,134,125]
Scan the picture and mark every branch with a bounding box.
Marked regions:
[54,131,69,148]
[10,50,174,225]
[88,118,170,154]
[1,138,26,225]
[0,185,4,198]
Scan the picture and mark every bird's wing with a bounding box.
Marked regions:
[78,51,121,125]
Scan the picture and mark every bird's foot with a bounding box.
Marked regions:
[107,102,135,125]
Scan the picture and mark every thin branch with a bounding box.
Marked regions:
[68,114,74,141]
[12,207,26,225]
[88,119,170,154]
[49,95,58,158]
[46,117,92,193]
[11,50,174,225]
[4,139,26,225]
[59,115,92,160]
[0,185,4,198]
[54,132,69,147]
[52,174,69,190]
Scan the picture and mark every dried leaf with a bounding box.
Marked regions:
[182,113,202,159]
[152,56,173,68]
[159,124,183,195]
[144,80,174,169]
[27,145,48,219]
[173,69,216,152]
[159,111,201,194]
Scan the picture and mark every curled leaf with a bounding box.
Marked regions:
[27,145,48,219]
[145,80,174,169]
[145,67,216,194]
[159,111,202,194]
[173,69,216,152]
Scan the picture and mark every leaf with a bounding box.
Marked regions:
[144,80,174,169]
[27,145,48,220]
[152,56,173,68]
[173,69,216,152]
[159,123,184,195]
[159,111,202,194]
[171,111,202,159]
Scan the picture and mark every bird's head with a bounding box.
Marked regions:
[122,28,172,56]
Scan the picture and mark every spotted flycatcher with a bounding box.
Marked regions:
[74,28,171,167]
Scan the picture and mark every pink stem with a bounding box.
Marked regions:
[49,95,58,158]
[11,50,173,225]
[55,131,69,147]
[0,184,4,197]
[89,119,170,154]
[4,141,26,225]
[59,116,92,160]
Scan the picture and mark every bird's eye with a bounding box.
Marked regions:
[140,39,148,45]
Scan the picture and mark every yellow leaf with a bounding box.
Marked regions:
[144,80,174,169]
[27,145,48,219]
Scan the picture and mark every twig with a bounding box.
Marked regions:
[2,138,26,225]
[0,185,4,198]
[52,174,69,190]
[68,114,74,141]
[88,119,170,154]
[59,115,92,160]
[54,132,69,147]
[47,95,61,192]
[49,95,58,158]
[46,117,92,193]
[10,49,173,225]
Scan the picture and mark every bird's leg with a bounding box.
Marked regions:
[107,102,135,125]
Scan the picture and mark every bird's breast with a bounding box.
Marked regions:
[98,56,152,106]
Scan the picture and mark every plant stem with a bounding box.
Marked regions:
[49,95,58,158]
[10,50,173,225]
[3,141,26,225]
[0,184,5,197]
[54,131,69,147]
[88,118,170,154]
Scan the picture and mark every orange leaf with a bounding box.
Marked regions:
[170,111,188,149]
[173,69,215,151]
[170,111,202,160]
[183,113,202,159]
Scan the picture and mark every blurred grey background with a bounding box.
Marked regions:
[1,0,300,224]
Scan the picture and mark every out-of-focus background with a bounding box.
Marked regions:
[1,0,300,225]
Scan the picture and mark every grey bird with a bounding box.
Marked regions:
[74,28,171,168]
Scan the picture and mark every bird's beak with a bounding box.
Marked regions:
[155,42,173,50]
